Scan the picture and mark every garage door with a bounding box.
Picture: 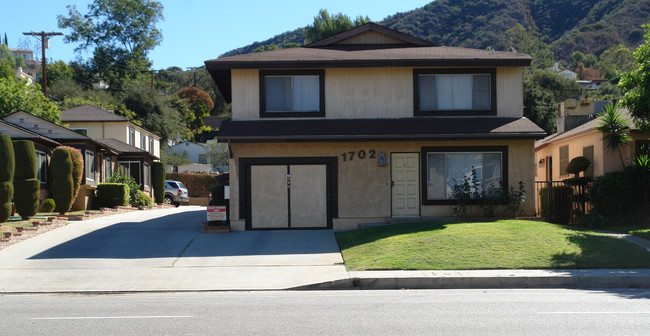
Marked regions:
[250,164,328,229]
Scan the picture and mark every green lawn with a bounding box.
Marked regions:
[602,225,650,240]
[335,220,650,271]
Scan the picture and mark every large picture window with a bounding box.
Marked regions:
[414,69,496,116]
[259,70,324,118]
[421,146,507,204]
[119,161,141,186]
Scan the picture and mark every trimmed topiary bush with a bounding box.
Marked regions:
[152,162,165,204]
[95,183,130,208]
[51,148,74,214]
[0,134,15,223]
[55,146,83,203]
[133,191,153,208]
[12,140,39,219]
[566,156,591,177]
[41,198,55,213]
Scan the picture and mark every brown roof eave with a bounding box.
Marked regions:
[206,58,532,70]
[218,133,546,142]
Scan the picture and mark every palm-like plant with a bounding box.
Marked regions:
[596,104,631,168]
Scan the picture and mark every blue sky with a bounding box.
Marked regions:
[3,1,429,69]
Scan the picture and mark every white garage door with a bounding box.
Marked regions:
[250,164,328,229]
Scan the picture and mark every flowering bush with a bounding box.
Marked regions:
[507,181,526,218]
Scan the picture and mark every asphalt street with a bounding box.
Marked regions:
[1,289,649,335]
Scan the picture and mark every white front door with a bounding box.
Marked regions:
[391,153,420,216]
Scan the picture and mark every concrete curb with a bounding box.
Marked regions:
[297,270,650,290]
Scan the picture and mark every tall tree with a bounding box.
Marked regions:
[57,0,164,89]
[304,9,371,44]
[619,24,650,134]
[523,77,557,134]
[505,23,554,70]
[0,78,60,123]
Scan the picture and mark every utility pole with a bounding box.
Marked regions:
[186,67,197,86]
[22,31,63,97]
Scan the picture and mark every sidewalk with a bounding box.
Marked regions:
[0,207,648,293]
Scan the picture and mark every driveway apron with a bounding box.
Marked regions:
[0,206,347,292]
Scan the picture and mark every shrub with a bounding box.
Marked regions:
[55,146,83,202]
[566,156,591,177]
[539,186,573,225]
[12,140,39,219]
[41,198,55,213]
[95,183,130,208]
[13,179,39,219]
[133,191,153,207]
[589,165,648,225]
[51,148,74,214]
[167,172,218,197]
[106,171,139,205]
[152,162,165,204]
[0,134,15,222]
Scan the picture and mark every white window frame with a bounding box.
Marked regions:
[128,127,135,146]
[85,150,95,181]
[143,162,150,187]
[36,150,47,184]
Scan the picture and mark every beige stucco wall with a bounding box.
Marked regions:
[534,130,640,181]
[231,66,524,120]
[228,139,536,230]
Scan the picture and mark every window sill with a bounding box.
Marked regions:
[260,111,325,118]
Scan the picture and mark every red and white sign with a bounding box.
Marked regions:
[207,206,227,221]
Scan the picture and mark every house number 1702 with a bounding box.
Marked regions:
[341,150,376,162]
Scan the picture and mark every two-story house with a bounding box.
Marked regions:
[205,23,545,231]
[60,105,161,196]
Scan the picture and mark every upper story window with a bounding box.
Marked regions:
[414,69,496,116]
[141,134,147,150]
[259,70,325,118]
[128,127,135,146]
[70,128,88,136]
[149,137,154,154]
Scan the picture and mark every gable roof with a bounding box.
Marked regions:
[305,22,436,47]
[217,117,546,142]
[60,104,127,122]
[0,119,61,147]
[205,23,531,103]
[3,111,90,140]
[94,138,158,159]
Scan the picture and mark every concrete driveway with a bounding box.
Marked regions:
[0,206,347,292]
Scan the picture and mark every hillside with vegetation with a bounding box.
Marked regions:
[223,0,650,63]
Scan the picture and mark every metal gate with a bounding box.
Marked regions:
[534,181,593,225]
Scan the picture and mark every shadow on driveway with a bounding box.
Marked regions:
[29,209,341,260]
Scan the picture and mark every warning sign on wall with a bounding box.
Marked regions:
[207,206,227,221]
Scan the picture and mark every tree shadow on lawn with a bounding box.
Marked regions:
[550,232,650,269]
[335,221,450,250]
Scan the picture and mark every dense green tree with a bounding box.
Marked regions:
[528,69,581,102]
[121,82,187,141]
[0,60,13,80]
[45,60,74,86]
[304,9,371,44]
[599,44,635,81]
[177,87,214,135]
[0,78,60,123]
[523,76,557,134]
[619,25,650,133]
[253,44,280,53]
[506,24,555,70]
[58,0,164,89]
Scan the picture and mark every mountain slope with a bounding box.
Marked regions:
[220,0,649,60]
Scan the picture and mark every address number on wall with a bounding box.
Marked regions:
[341,150,377,162]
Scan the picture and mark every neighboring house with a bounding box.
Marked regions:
[205,23,545,231]
[59,105,161,158]
[558,69,578,80]
[166,141,211,173]
[15,67,33,85]
[9,48,40,83]
[1,111,157,210]
[535,107,645,182]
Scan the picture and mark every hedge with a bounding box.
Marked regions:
[96,183,130,208]
[152,162,165,204]
[13,140,39,219]
[0,134,14,222]
[167,172,221,198]
[133,190,153,207]
[51,148,74,214]
[589,166,649,225]
[539,186,573,225]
